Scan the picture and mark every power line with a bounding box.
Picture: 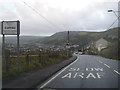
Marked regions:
[21,1,79,33]
[20,1,51,29]
[107,15,120,30]
[22,1,62,30]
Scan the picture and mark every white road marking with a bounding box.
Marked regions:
[99,61,103,64]
[99,61,120,76]
[39,57,79,88]
[62,72,103,79]
[94,68,103,71]
[103,63,110,68]
[96,73,103,79]
[114,70,120,75]
[86,73,96,79]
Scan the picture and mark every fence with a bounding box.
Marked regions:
[3,50,71,78]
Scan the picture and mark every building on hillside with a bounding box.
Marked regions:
[95,38,108,51]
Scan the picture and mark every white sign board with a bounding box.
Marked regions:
[1,21,20,35]
[66,45,70,49]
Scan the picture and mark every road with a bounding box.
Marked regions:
[38,54,120,89]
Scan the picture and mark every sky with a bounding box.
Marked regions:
[0,0,119,36]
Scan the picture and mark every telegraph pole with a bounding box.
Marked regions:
[66,30,70,57]
[68,30,69,44]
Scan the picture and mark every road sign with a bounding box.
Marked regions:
[66,45,70,49]
[1,20,20,73]
[1,21,20,35]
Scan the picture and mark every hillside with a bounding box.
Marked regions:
[3,36,47,44]
[40,31,99,46]
[2,27,119,46]
[40,27,119,60]
[40,27,119,46]
[0,27,119,60]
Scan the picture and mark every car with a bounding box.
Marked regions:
[78,52,82,55]
[75,52,78,54]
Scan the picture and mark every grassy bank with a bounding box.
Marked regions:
[3,50,72,79]
[98,41,119,60]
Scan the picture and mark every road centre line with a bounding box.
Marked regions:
[98,61,103,64]
[103,63,110,68]
[98,60,111,69]
[114,70,120,75]
[39,57,79,88]
[98,60,120,76]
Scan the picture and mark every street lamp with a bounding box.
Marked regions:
[108,9,120,18]
[108,10,113,12]
[107,9,120,29]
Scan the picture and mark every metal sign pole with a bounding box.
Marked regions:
[1,20,20,73]
[2,34,5,71]
[17,21,20,73]
[17,34,20,73]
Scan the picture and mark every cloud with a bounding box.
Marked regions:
[0,0,119,35]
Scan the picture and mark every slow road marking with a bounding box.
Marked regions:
[69,68,103,72]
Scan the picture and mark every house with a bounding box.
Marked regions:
[95,38,108,51]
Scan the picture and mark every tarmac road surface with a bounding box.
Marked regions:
[38,54,120,89]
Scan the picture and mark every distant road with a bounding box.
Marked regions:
[38,55,120,88]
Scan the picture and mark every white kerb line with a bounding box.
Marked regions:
[40,57,79,88]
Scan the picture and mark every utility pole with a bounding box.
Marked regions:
[66,30,70,57]
[68,30,69,44]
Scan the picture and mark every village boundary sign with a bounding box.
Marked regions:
[1,20,20,72]
[1,21,20,35]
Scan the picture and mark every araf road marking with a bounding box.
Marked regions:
[114,70,120,75]
[62,73,72,78]
[62,73,103,79]
[96,73,103,78]
[86,73,96,79]
[73,73,84,78]
[39,57,79,88]
[104,63,110,68]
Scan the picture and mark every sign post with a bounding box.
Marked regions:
[1,21,20,72]
[2,34,5,71]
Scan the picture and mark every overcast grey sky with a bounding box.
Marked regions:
[0,0,119,36]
